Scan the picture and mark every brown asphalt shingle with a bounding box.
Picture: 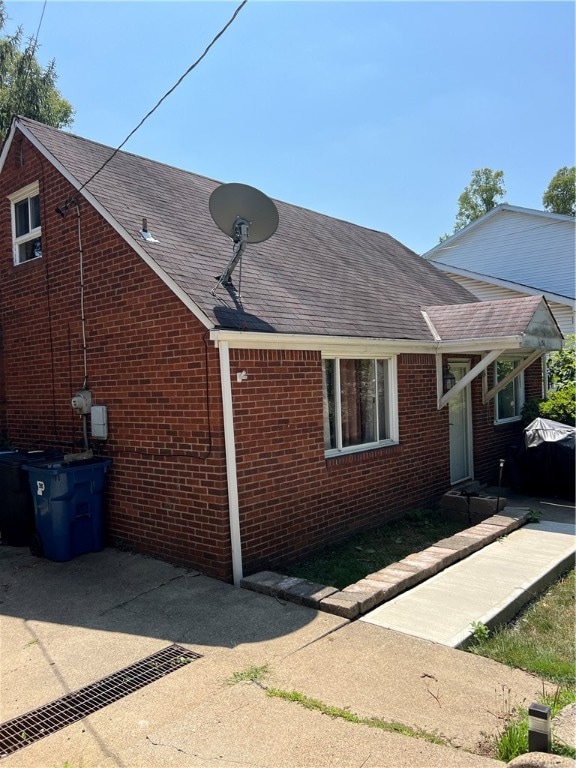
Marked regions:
[20,117,479,339]
[424,296,545,340]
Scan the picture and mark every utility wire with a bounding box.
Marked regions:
[74,0,247,197]
[12,0,48,117]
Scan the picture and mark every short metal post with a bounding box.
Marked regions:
[528,702,551,752]
[495,458,505,512]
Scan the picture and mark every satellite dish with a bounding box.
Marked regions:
[209,183,279,244]
[209,183,279,296]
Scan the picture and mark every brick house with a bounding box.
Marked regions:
[0,117,562,583]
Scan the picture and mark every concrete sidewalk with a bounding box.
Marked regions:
[0,493,574,767]
[362,519,575,647]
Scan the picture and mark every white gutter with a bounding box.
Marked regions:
[210,329,529,355]
[218,340,243,586]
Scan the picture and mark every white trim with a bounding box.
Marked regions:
[448,360,474,484]
[218,341,243,586]
[9,181,42,265]
[210,329,537,356]
[9,119,214,330]
[322,355,399,456]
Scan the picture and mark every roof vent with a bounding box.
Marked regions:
[139,217,158,243]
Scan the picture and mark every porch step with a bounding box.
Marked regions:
[440,486,507,518]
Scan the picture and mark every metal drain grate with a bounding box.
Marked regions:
[0,644,202,758]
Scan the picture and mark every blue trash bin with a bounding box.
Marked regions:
[0,450,63,546]
[26,458,112,562]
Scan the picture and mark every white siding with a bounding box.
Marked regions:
[445,273,575,338]
[427,209,575,300]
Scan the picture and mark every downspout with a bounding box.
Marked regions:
[218,340,243,586]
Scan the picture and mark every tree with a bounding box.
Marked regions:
[542,166,575,216]
[0,1,73,140]
[453,168,506,232]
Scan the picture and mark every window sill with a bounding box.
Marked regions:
[494,416,522,426]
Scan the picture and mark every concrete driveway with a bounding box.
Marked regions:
[0,493,573,767]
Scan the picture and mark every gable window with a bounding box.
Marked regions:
[9,182,42,264]
[494,358,525,423]
[322,356,398,455]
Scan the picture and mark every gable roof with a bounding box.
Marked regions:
[423,296,563,347]
[1,117,476,342]
[422,204,576,301]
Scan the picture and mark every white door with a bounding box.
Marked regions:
[449,361,473,484]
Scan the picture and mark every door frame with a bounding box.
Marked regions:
[448,359,474,485]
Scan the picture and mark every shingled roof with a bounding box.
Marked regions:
[8,117,477,341]
[424,296,546,340]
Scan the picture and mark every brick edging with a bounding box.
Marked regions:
[240,508,530,619]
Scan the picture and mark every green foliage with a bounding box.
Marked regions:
[266,688,447,745]
[0,0,74,139]
[494,688,576,762]
[470,621,490,643]
[521,339,576,426]
[521,396,544,425]
[539,381,576,426]
[543,166,576,216]
[226,664,270,686]
[548,335,576,388]
[454,168,506,232]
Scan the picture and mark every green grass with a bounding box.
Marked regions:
[494,687,576,762]
[225,664,270,686]
[283,508,469,589]
[265,688,447,746]
[470,569,575,685]
[470,569,576,761]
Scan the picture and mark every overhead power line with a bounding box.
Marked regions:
[72,0,248,198]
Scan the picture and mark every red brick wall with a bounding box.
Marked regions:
[0,132,231,579]
[229,349,453,574]
[472,355,542,485]
[0,129,542,583]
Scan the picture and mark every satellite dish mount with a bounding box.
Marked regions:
[209,183,279,297]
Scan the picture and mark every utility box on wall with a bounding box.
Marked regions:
[91,406,108,440]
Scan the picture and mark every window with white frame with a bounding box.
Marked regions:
[322,356,398,454]
[494,358,525,423]
[10,182,42,264]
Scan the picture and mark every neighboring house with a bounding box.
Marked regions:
[421,204,575,338]
[0,118,562,583]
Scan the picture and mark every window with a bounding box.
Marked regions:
[9,182,42,264]
[322,357,397,454]
[495,358,525,423]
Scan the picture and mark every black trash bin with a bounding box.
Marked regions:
[515,418,575,500]
[0,450,63,546]
[26,457,112,561]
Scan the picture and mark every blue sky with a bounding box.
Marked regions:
[4,1,575,254]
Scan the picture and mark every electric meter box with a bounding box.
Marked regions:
[91,406,108,440]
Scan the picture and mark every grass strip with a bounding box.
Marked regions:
[470,569,575,686]
[266,687,447,746]
[283,508,469,590]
